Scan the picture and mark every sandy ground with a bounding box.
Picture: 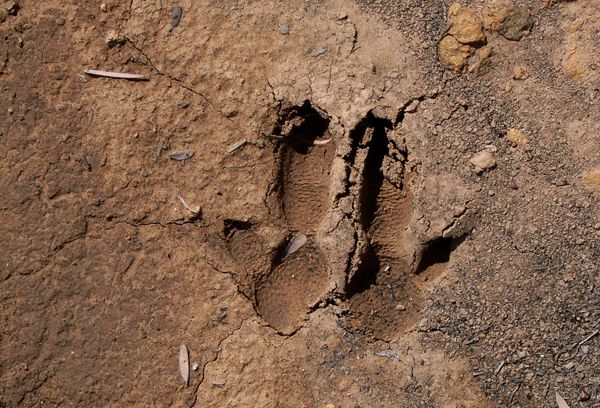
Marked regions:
[1,0,599,407]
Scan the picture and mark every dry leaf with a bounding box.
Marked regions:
[179,344,190,386]
[285,233,307,256]
[555,392,570,408]
[227,139,247,153]
[169,151,194,161]
[84,69,148,81]
[177,195,200,214]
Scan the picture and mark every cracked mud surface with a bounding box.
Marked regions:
[1,0,599,407]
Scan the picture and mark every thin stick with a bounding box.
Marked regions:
[508,383,521,406]
[84,69,148,81]
[578,329,599,346]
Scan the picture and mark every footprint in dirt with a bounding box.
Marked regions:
[224,101,469,338]
[226,102,335,335]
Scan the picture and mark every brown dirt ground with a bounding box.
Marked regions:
[1,0,599,407]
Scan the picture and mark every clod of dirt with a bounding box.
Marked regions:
[448,3,486,46]
[506,128,528,147]
[482,3,533,41]
[469,150,496,174]
[468,45,494,74]
[439,35,474,72]
[105,30,125,48]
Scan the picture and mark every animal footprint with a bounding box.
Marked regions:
[226,102,335,334]
[225,101,471,338]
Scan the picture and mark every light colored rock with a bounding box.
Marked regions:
[512,65,530,80]
[469,150,496,174]
[439,35,474,72]
[483,3,533,41]
[506,128,528,146]
[582,169,600,191]
[448,3,486,45]
[563,47,590,80]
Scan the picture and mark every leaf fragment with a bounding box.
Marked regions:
[177,195,200,214]
[84,69,148,81]
[179,344,190,386]
[284,233,307,256]
[169,151,194,161]
[555,392,570,408]
[227,139,246,154]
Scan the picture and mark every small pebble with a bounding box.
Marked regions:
[192,362,199,371]
[100,3,107,12]
[579,390,590,402]
[312,47,327,57]
[469,150,496,174]
[405,100,419,113]
[279,24,289,35]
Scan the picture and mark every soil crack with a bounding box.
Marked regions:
[124,37,244,132]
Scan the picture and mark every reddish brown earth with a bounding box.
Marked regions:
[1,0,599,407]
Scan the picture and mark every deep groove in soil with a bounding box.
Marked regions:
[416,237,453,274]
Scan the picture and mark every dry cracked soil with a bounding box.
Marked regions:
[1,0,599,407]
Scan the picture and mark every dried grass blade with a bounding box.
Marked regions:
[179,344,190,386]
[84,69,148,81]
[555,392,570,408]
[177,195,200,214]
